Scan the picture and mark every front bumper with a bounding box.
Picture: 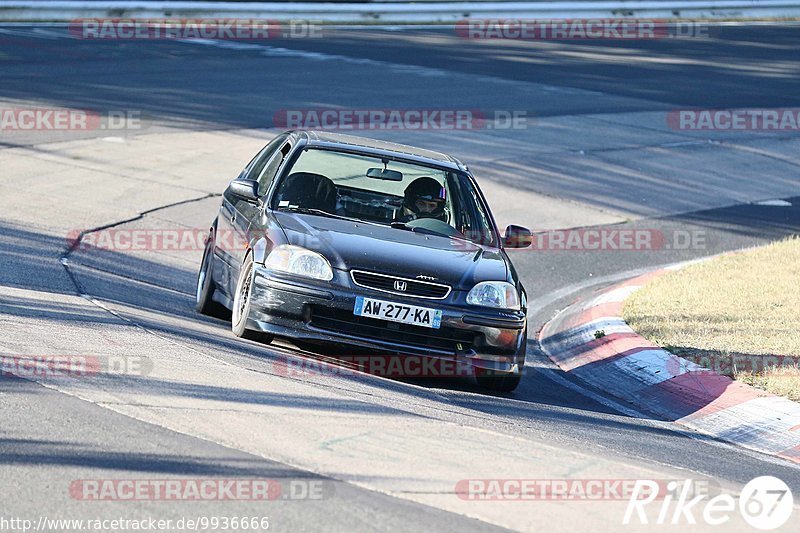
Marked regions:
[248,266,527,374]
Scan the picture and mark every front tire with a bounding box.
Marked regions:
[475,326,526,392]
[475,368,522,392]
[231,253,273,343]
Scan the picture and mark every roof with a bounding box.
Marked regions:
[291,130,466,171]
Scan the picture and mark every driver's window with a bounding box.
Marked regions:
[257,141,292,196]
[245,134,288,185]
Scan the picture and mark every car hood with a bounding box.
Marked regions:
[274,212,508,291]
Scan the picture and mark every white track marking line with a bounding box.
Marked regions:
[754,199,793,206]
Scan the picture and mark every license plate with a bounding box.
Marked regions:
[354,296,442,329]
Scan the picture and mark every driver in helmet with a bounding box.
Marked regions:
[396,177,447,223]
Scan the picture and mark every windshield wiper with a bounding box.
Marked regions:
[390,221,485,245]
[281,206,357,222]
[389,221,451,238]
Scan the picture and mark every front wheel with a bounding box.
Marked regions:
[475,327,526,392]
[475,368,522,392]
[231,253,273,343]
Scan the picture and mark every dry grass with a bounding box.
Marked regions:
[737,365,800,401]
[623,237,800,400]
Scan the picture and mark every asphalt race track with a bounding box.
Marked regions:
[1,23,800,532]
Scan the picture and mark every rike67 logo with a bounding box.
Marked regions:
[624,476,793,529]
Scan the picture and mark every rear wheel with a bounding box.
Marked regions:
[195,227,229,319]
[231,253,274,344]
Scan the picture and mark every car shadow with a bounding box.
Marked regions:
[0,219,706,442]
[10,214,800,483]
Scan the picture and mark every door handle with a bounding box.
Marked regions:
[231,212,236,223]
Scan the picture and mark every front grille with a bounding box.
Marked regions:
[310,306,476,353]
[350,270,451,299]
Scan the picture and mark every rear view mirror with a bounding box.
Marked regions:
[503,225,533,248]
[227,178,260,203]
[366,168,403,181]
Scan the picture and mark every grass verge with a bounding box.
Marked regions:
[623,237,800,401]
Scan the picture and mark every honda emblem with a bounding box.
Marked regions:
[394,280,408,292]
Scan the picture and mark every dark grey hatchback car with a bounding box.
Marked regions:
[196,130,533,391]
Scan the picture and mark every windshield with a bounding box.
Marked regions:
[270,148,497,246]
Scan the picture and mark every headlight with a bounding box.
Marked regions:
[466,281,520,310]
[264,245,333,281]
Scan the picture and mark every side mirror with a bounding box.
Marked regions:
[503,225,532,248]
[227,178,260,203]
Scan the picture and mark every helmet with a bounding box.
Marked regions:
[402,177,447,220]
